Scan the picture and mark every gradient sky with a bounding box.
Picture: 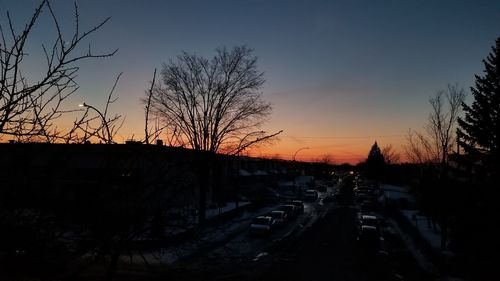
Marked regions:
[1,0,499,163]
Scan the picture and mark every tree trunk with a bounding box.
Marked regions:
[197,151,212,226]
[105,248,121,281]
[440,221,448,251]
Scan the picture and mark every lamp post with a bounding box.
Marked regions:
[79,102,112,144]
[293,147,310,161]
[293,147,310,193]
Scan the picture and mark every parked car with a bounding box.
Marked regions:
[249,216,275,236]
[357,225,381,251]
[278,204,299,218]
[360,199,376,213]
[289,200,305,213]
[359,214,379,231]
[356,192,370,203]
[303,189,318,201]
[268,210,288,226]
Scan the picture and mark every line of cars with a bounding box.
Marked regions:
[249,200,305,236]
[355,182,384,253]
[357,214,382,251]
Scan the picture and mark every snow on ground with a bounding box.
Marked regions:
[381,184,415,204]
[381,184,445,250]
[401,210,442,250]
[386,218,439,275]
[382,184,452,255]
[136,204,277,265]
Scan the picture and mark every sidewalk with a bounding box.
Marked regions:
[401,210,454,256]
[387,210,465,281]
[381,184,465,281]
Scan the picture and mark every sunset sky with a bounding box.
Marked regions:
[1,0,499,163]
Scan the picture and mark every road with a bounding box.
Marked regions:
[145,192,433,281]
[165,190,333,269]
[252,205,432,281]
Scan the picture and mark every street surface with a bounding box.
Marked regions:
[136,185,433,281]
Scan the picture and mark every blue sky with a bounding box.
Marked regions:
[1,0,499,162]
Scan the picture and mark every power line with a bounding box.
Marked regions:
[282,134,404,139]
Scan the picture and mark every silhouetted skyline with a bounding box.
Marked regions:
[1,0,499,163]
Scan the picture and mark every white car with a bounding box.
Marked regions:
[359,214,379,231]
[249,216,275,236]
[278,204,299,218]
[268,210,288,226]
[289,200,305,213]
[357,225,382,251]
[303,189,318,201]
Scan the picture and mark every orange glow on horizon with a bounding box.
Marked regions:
[0,106,408,165]
[240,134,406,165]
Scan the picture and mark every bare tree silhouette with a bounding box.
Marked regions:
[381,144,400,164]
[0,0,116,142]
[317,153,335,165]
[404,84,466,251]
[148,46,280,224]
[228,129,282,156]
[150,46,275,153]
[404,84,466,164]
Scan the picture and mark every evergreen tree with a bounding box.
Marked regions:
[364,141,386,179]
[456,38,500,269]
[367,141,385,165]
[458,37,500,172]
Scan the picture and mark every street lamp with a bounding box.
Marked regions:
[79,102,112,144]
[293,147,310,193]
[293,147,310,161]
